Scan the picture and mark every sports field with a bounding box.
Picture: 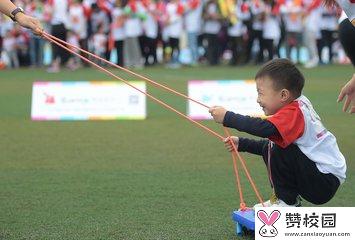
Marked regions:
[0,65,354,239]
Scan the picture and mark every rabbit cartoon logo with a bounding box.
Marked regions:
[257,210,281,237]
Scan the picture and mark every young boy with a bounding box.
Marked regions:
[209,58,346,207]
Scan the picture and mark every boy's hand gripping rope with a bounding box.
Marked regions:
[41,31,264,208]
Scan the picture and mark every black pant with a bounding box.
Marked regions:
[228,36,243,65]
[320,30,337,63]
[169,37,180,63]
[79,38,89,67]
[206,33,219,65]
[51,23,68,64]
[263,39,274,61]
[245,29,264,64]
[141,37,157,65]
[115,40,124,67]
[262,143,340,205]
[339,19,355,66]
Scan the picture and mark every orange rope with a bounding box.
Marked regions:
[42,32,265,206]
[225,127,265,206]
[223,128,246,210]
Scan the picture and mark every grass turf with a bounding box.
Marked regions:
[0,65,354,239]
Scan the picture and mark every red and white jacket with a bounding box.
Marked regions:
[267,95,346,183]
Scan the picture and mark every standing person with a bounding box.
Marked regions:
[282,0,303,64]
[46,0,70,73]
[246,0,265,64]
[165,0,184,68]
[89,2,111,61]
[302,0,322,68]
[262,0,281,62]
[3,29,19,68]
[69,0,89,67]
[227,0,246,66]
[66,30,81,70]
[26,0,45,67]
[209,58,346,207]
[184,0,203,66]
[123,0,145,68]
[0,0,42,35]
[92,23,107,60]
[111,0,126,67]
[156,0,170,64]
[142,0,159,66]
[319,4,338,64]
[202,0,223,65]
[97,0,114,62]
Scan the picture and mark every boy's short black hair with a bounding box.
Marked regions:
[255,58,305,97]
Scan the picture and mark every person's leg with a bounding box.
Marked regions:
[187,32,198,64]
[206,34,214,65]
[285,31,293,60]
[235,36,243,64]
[244,28,255,64]
[131,37,143,67]
[256,30,264,64]
[145,37,153,65]
[303,30,319,68]
[229,36,237,65]
[79,38,89,67]
[265,143,340,205]
[296,32,303,63]
[277,19,286,58]
[50,24,62,65]
[115,40,124,67]
[12,51,19,68]
[169,37,176,63]
[264,39,274,61]
[324,30,333,64]
[304,30,316,61]
[29,37,36,66]
[37,38,44,67]
[321,30,328,63]
[209,34,219,65]
[58,24,68,65]
[339,18,355,65]
[151,37,158,64]
[138,35,146,63]
[124,38,133,67]
[171,37,180,64]
[317,38,323,64]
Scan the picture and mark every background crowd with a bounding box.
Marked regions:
[0,0,349,71]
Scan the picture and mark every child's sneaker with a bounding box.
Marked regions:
[254,193,301,208]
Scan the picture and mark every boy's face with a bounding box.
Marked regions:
[256,77,288,116]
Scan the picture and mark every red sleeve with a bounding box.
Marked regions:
[266,101,305,148]
[306,0,321,14]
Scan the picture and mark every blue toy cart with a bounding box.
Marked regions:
[232,209,255,235]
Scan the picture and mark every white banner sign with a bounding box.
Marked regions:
[188,80,263,119]
[255,207,354,240]
[31,81,146,120]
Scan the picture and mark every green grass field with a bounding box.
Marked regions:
[0,65,354,240]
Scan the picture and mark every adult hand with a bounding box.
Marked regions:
[337,74,355,114]
[16,13,43,36]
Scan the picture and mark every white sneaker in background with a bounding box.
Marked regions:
[304,58,319,68]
